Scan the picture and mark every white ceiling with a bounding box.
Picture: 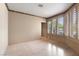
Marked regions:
[7,3,73,18]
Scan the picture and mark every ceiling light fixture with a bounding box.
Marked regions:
[38,4,43,7]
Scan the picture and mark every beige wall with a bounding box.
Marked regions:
[9,11,46,45]
[0,4,8,55]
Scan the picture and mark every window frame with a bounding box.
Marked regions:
[51,17,57,35]
[57,15,64,36]
[47,4,79,39]
[47,20,52,34]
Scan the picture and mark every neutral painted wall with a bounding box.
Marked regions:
[0,4,8,55]
[9,11,46,45]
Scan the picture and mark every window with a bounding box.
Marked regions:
[57,16,64,35]
[71,8,77,38]
[47,21,52,34]
[52,18,57,34]
[47,4,79,39]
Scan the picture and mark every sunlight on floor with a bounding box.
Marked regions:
[5,40,77,56]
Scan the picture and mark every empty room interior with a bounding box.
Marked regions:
[0,3,79,56]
